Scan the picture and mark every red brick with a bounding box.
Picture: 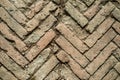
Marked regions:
[0,35,29,67]
[0,22,28,53]
[25,29,56,61]
[86,42,117,75]
[55,36,89,67]
[84,17,114,47]
[56,23,88,53]
[85,29,116,61]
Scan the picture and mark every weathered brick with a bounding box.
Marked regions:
[57,50,90,79]
[102,69,118,80]
[69,0,87,12]
[56,23,88,53]
[85,29,116,61]
[65,2,88,27]
[0,51,29,80]
[114,62,120,74]
[112,8,120,22]
[89,56,118,80]
[25,29,56,61]
[86,2,115,33]
[84,0,101,19]
[113,48,120,61]
[55,36,89,67]
[0,22,27,52]
[0,0,28,24]
[0,66,17,80]
[25,15,56,45]
[0,35,29,67]
[26,48,51,74]
[25,2,57,32]
[113,35,120,47]
[116,76,120,80]
[25,0,49,18]
[81,0,95,6]
[112,21,120,34]
[84,17,114,47]
[0,7,27,39]
[33,56,59,80]
[86,42,117,75]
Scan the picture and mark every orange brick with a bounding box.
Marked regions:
[25,29,56,61]
[55,36,89,67]
[56,23,88,53]
[85,29,116,61]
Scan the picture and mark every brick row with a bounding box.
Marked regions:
[0,7,27,39]
[85,29,116,61]
[55,36,89,67]
[25,29,56,61]
[0,35,29,67]
[86,2,115,33]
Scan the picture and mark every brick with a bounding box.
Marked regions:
[0,7,27,39]
[89,56,118,80]
[9,0,26,9]
[113,48,120,61]
[55,36,89,67]
[112,8,120,22]
[56,23,88,53]
[85,29,116,61]
[86,42,117,75]
[84,17,114,47]
[0,66,17,80]
[26,48,51,74]
[0,0,28,24]
[113,21,120,34]
[0,51,29,80]
[86,2,115,33]
[44,71,59,80]
[84,0,101,19]
[25,15,56,45]
[0,22,27,53]
[114,35,120,47]
[25,0,49,18]
[33,56,59,80]
[60,65,80,80]
[57,50,90,79]
[25,29,56,61]
[0,35,29,67]
[114,62,120,74]
[65,2,88,27]
[25,2,57,32]
[81,0,95,6]
[102,69,118,80]
[69,0,87,12]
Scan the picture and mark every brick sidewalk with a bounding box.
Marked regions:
[0,0,120,80]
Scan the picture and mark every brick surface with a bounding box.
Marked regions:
[0,0,120,80]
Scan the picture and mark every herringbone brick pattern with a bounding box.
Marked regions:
[0,0,120,80]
